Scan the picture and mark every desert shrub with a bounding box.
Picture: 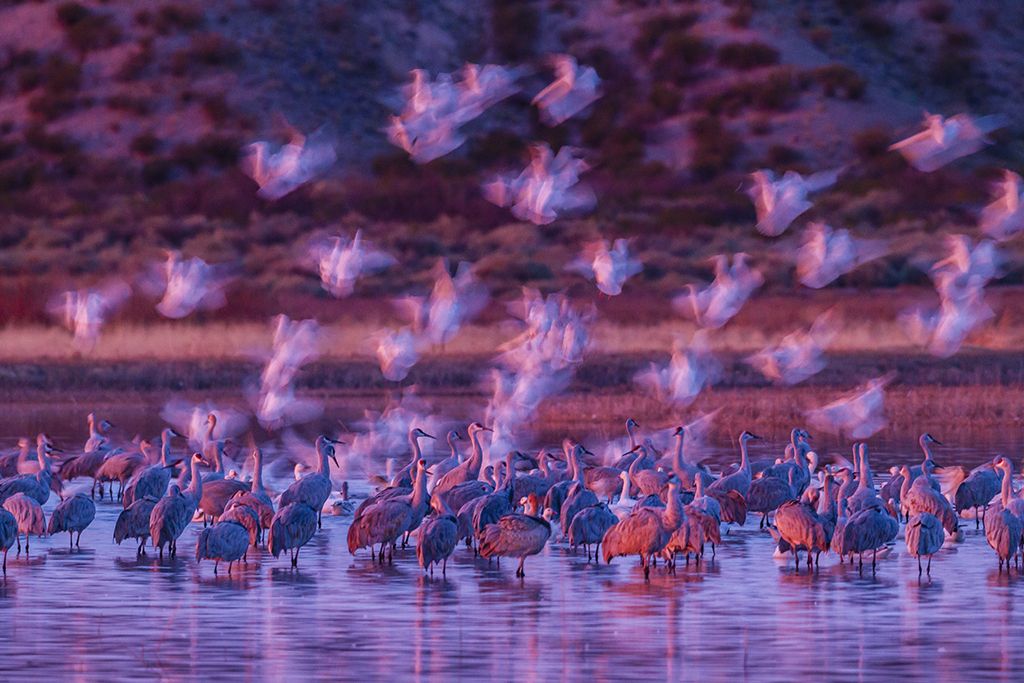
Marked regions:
[171,33,241,74]
[153,3,205,34]
[649,83,681,114]
[170,135,240,171]
[727,2,753,28]
[808,26,831,49]
[23,125,78,155]
[17,54,81,94]
[468,130,523,166]
[130,132,160,156]
[765,144,801,167]
[919,1,951,23]
[702,67,805,115]
[811,64,866,99]
[56,2,122,52]
[27,92,77,121]
[0,140,17,163]
[853,126,891,161]
[942,28,976,50]
[690,115,741,180]
[632,11,700,57]
[857,11,893,40]
[0,159,40,194]
[116,40,154,81]
[317,4,349,33]
[141,159,175,186]
[716,41,779,70]
[107,94,151,115]
[492,0,539,60]
[200,94,232,124]
[652,33,712,84]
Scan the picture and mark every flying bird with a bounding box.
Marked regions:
[143,250,233,319]
[889,112,1006,172]
[673,253,763,329]
[747,168,841,237]
[806,374,893,439]
[635,332,720,406]
[980,170,1024,241]
[483,143,595,225]
[797,222,888,289]
[531,54,601,126]
[747,309,839,385]
[47,279,131,350]
[567,238,643,296]
[305,230,396,298]
[242,123,337,200]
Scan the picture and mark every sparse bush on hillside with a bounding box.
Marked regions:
[170,135,241,171]
[726,1,754,28]
[652,33,712,84]
[919,1,951,23]
[765,144,802,167]
[130,133,160,156]
[171,33,241,74]
[107,94,152,115]
[811,64,866,100]
[716,42,780,70]
[18,54,81,95]
[116,40,155,81]
[702,67,806,116]
[632,11,700,57]
[492,0,539,61]
[27,92,78,122]
[857,10,893,40]
[808,26,831,49]
[853,126,892,161]
[56,2,122,53]
[23,125,78,156]
[690,115,742,180]
[153,4,205,34]
[648,84,681,115]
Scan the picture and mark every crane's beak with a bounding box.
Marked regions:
[425,467,434,476]
[423,433,436,440]
[330,454,340,468]
[479,426,494,432]
[327,437,346,445]
[620,445,641,457]
[931,437,943,445]
[749,433,763,440]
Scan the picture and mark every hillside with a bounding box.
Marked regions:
[1,0,1023,324]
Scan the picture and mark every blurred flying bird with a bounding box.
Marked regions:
[304,230,396,298]
[143,250,233,319]
[747,309,839,385]
[47,279,132,351]
[635,332,720,406]
[797,222,888,289]
[483,143,595,225]
[673,253,763,329]
[889,112,1006,172]
[567,238,643,296]
[242,124,337,199]
[806,374,893,439]
[531,54,601,126]
[980,170,1024,241]
[375,328,422,382]
[747,168,841,237]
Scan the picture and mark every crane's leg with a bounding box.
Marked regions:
[25,535,29,554]
[442,558,447,576]
[2,549,6,575]
[69,534,73,550]
[927,555,932,575]
[794,549,800,573]
[806,552,813,570]
[642,555,650,581]
[77,531,82,548]
[318,511,322,530]
[872,548,877,574]
[517,557,526,577]
[917,555,922,576]
[214,561,219,575]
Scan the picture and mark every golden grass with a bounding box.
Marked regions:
[3,313,1022,362]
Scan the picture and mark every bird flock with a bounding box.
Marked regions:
[15,52,1024,583]
[2,417,1024,581]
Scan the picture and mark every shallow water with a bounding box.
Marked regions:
[1,402,1024,681]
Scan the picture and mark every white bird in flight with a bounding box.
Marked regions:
[305,230,396,298]
[242,124,337,200]
[567,238,643,296]
[396,260,489,347]
[747,309,839,385]
[806,374,893,439]
[387,65,520,163]
[673,253,763,329]
[747,168,841,237]
[47,280,131,351]
[634,332,720,407]
[980,170,1024,241]
[531,54,601,126]
[147,250,232,319]
[796,222,888,289]
[483,143,595,225]
[376,328,422,382]
[888,112,1006,172]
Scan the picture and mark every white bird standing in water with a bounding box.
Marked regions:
[797,222,888,289]
[747,168,841,237]
[47,280,131,350]
[889,112,1006,172]
[747,309,839,385]
[567,238,643,296]
[147,250,232,319]
[242,123,337,200]
[806,374,893,439]
[305,230,396,298]
[532,54,601,126]
[673,253,763,329]
[483,143,595,225]
[981,170,1024,241]
[635,332,720,406]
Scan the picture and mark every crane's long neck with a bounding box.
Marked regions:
[88,416,99,439]
[37,444,49,471]
[817,476,834,518]
[673,434,685,472]
[539,452,549,477]
[900,468,912,500]
[468,429,484,476]
[919,436,934,464]
[739,438,750,474]
[408,433,422,466]
[619,473,631,501]
[447,434,459,461]
[252,451,265,494]
[662,487,683,531]
[188,459,202,499]
[1001,463,1014,507]
[161,435,172,467]
[317,443,330,475]
[412,467,428,508]
[205,419,216,446]
[627,421,638,449]
[695,473,705,498]
[573,450,585,487]
[502,454,516,495]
